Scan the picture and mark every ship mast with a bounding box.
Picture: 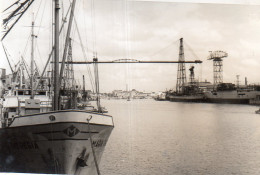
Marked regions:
[30,14,35,99]
[54,0,60,110]
[82,75,87,101]
[94,57,101,112]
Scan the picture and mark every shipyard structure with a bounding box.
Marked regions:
[166,38,260,104]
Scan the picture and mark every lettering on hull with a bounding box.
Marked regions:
[8,141,39,150]
[92,139,107,147]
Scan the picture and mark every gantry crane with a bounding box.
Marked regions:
[208,50,228,86]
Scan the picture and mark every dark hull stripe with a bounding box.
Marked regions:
[33,131,62,134]
[33,131,99,135]
[170,99,205,102]
[205,99,250,104]
[0,122,114,130]
[80,131,99,133]
[47,138,89,141]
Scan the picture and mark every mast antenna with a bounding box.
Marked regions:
[30,13,36,99]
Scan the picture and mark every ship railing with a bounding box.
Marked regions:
[40,100,52,107]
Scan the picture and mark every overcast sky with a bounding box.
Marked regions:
[1,0,260,92]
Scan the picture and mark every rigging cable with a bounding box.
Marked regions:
[35,42,44,74]
[183,41,200,60]
[1,43,14,73]
[21,56,30,78]
[22,31,32,59]
[33,0,43,21]
[33,5,74,94]
[3,1,20,13]
[148,39,179,58]
[73,17,95,92]
[81,0,93,91]
[87,116,101,175]
[90,0,102,110]
[33,0,47,76]
[36,0,47,36]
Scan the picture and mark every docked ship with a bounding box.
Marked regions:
[168,94,204,102]
[167,85,205,102]
[167,38,204,102]
[154,92,166,101]
[202,50,260,104]
[0,0,113,174]
[204,83,260,104]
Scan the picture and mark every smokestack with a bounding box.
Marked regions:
[245,77,247,86]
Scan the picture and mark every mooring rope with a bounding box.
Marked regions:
[87,115,101,175]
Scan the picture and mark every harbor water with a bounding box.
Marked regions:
[100,99,260,175]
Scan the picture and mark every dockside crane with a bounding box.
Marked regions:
[208,50,228,86]
[189,66,195,84]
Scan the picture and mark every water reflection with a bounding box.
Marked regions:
[101,99,260,175]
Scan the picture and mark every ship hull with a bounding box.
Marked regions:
[205,98,249,104]
[204,90,260,104]
[0,110,114,175]
[154,98,166,101]
[168,95,205,102]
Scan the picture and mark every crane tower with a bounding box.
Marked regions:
[176,38,187,94]
[189,65,195,84]
[208,50,228,86]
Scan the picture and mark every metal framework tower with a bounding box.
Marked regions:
[176,38,186,94]
[208,50,228,86]
[189,65,195,84]
[63,38,75,90]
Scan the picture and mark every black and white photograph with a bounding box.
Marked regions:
[0,0,260,174]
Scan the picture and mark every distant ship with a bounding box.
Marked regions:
[167,85,205,102]
[167,44,204,103]
[204,83,260,104]
[154,92,166,101]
